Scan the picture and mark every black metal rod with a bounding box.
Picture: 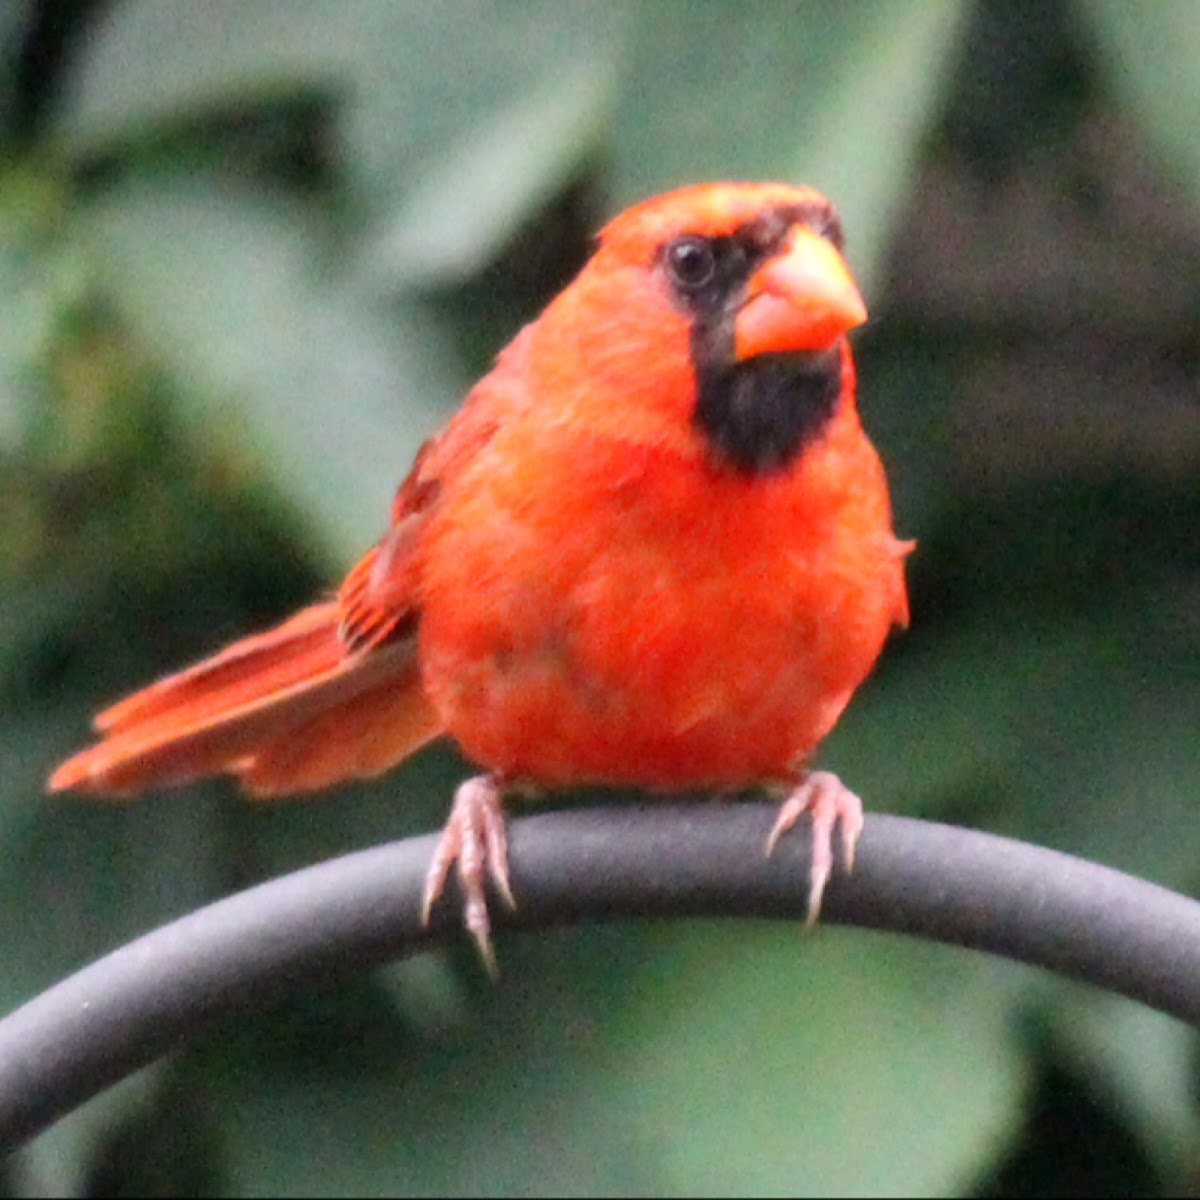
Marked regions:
[3,804,1200,1152]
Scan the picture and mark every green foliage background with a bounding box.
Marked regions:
[2,1,1199,1193]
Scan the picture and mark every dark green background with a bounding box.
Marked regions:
[3,1,1199,1193]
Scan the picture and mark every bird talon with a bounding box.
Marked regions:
[422,774,510,970]
[484,808,516,912]
[420,869,447,929]
[765,770,864,923]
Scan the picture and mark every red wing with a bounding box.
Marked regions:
[337,326,533,653]
[48,606,440,796]
[93,603,339,736]
[48,327,536,798]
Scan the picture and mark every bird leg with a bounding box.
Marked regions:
[421,773,515,973]
[765,769,864,925]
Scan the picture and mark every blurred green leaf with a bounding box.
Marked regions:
[1045,994,1200,1181]
[362,56,617,286]
[5,1068,165,1200]
[0,166,85,452]
[82,177,464,559]
[192,928,1025,1196]
[0,0,27,53]
[610,0,970,292]
[58,2,628,293]
[1080,0,1200,206]
[338,1,627,228]
[594,928,1026,1196]
[828,596,1200,880]
[51,0,355,154]
[189,947,671,1195]
[0,791,225,1016]
[0,0,31,140]
[818,620,1035,825]
[973,1030,1166,1196]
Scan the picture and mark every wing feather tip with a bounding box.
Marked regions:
[46,751,132,797]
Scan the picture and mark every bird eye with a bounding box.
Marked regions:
[664,236,716,291]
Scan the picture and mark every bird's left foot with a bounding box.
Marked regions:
[765,770,864,924]
[421,774,516,974]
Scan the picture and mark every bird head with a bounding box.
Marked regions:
[536,183,868,474]
[602,181,865,355]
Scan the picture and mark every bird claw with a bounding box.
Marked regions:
[422,774,514,973]
[765,770,864,925]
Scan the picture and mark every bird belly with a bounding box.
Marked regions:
[416,428,904,790]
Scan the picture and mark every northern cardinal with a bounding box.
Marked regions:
[49,182,911,967]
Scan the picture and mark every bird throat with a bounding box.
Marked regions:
[690,343,843,475]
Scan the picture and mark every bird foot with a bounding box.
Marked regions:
[422,774,515,974]
[765,770,864,925]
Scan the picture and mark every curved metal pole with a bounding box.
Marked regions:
[3,804,1200,1151]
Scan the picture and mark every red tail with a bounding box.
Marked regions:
[47,603,441,797]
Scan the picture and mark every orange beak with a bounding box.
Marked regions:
[733,227,867,360]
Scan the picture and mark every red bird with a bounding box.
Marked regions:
[49,182,911,967]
